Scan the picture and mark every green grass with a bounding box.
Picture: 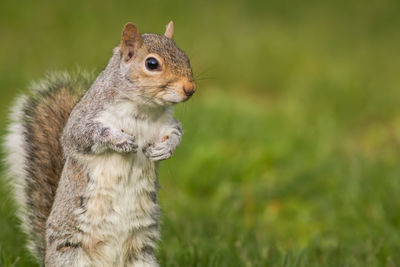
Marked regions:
[1,0,400,266]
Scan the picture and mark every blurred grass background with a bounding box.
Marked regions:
[1,0,400,266]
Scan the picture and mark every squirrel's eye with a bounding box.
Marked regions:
[145,57,160,71]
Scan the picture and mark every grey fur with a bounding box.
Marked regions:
[4,27,195,267]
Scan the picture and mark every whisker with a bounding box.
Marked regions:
[194,77,215,82]
[194,68,213,80]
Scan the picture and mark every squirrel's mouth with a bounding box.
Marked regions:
[153,90,192,105]
[181,95,193,102]
[164,96,192,105]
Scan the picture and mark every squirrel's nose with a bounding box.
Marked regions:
[182,82,196,97]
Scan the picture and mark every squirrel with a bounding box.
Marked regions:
[3,21,196,266]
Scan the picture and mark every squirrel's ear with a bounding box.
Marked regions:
[164,21,174,39]
[120,23,143,62]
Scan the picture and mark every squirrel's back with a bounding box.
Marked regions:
[3,71,92,261]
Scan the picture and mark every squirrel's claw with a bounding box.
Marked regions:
[143,141,173,161]
[107,129,138,153]
[111,138,138,153]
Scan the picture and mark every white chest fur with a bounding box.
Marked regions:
[78,101,170,265]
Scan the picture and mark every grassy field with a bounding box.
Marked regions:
[1,0,400,266]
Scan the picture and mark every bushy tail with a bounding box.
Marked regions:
[3,71,92,262]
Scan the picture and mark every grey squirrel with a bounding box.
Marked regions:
[3,21,195,266]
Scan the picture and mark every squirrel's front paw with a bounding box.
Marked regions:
[143,138,173,162]
[107,129,138,153]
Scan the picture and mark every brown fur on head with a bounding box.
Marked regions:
[120,22,196,105]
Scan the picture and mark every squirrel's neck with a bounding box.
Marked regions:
[90,48,124,94]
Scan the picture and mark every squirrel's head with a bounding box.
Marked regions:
[119,22,196,105]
